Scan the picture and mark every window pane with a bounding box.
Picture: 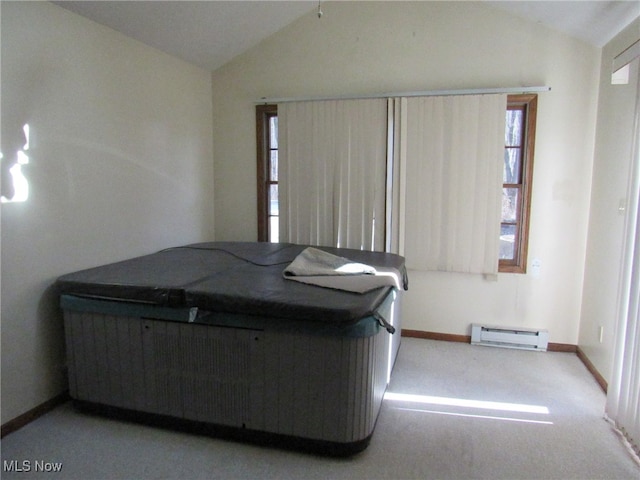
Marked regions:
[269,184,278,215]
[503,148,521,183]
[269,116,278,148]
[505,109,523,146]
[269,216,279,243]
[502,187,519,222]
[270,151,278,181]
[500,224,516,260]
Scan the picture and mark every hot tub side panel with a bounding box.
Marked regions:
[62,294,401,449]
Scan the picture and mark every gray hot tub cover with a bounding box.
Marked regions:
[56,242,408,326]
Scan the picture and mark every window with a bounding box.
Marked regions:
[500,94,537,273]
[257,95,537,270]
[256,104,278,242]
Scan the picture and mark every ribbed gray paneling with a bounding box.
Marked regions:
[64,313,262,427]
[63,290,402,445]
[147,322,260,425]
[65,312,147,409]
[257,331,380,443]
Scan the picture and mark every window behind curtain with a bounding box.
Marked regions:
[277,99,388,251]
[256,104,278,242]
[401,94,507,274]
[500,94,537,273]
[257,94,536,275]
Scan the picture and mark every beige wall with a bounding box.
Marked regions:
[212,1,601,344]
[579,18,640,382]
[3,0,629,426]
[1,2,215,423]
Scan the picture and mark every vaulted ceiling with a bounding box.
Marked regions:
[54,1,639,71]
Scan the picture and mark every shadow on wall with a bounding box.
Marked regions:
[36,282,68,391]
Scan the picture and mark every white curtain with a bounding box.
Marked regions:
[399,94,507,274]
[606,60,640,458]
[278,99,388,251]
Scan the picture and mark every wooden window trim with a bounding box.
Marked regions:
[257,97,536,268]
[256,104,277,242]
[500,94,537,274]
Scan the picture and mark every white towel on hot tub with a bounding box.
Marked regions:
[283,247,402,293]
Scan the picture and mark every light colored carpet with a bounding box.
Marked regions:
[2,338,638,479]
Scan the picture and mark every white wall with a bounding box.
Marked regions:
[211,1,601,344]
[1,2,215,423]
[579,18,640,382]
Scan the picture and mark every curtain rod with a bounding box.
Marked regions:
[256,86,550,104]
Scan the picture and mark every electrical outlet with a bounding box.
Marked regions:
[531,258,541,277]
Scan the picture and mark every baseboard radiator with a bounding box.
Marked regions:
[471,324,549,351]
